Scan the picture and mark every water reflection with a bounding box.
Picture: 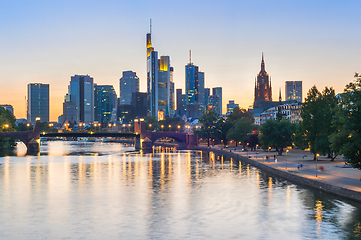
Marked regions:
[0,142,361,239]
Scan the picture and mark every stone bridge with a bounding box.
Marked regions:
[134,119,197,149]
[0,120,41,153]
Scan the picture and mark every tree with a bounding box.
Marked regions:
[259,119,296,155]
[226,118,253,147]
[144,116,158,131]
[159,117,185,132]
[294,86,337,160]
[329,73,361,169]
[194,110,219,146]
[227,107,254,123]
[213,117,233,147]
[0,107,17,149]
[39,122,57,133]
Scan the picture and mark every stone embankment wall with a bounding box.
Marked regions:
[193,146,361,202]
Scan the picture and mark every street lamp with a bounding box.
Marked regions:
[286,149,289,169]
[168,125,171,132]
[316,154,320,177]
[161,125,164,131]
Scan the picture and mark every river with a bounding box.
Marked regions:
[0,141,360,239]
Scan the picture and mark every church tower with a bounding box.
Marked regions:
[253,53,272,108]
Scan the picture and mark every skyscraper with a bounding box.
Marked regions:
[285,81,302,102]
[227,100,239,114]
[27,83,49,123]
[176,89,183,116]
[119,71,139,105]
[254,53,272,108]
[131,92,148,119]
[66,75,94,123]
[185,51,205,117]
[94,85,117,124]
[146,22,173,118]
[212,87,222,115]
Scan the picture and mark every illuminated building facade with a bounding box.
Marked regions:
[94,85,117,124]
[27,83,49,123]
[254,53,272,109]
[119,71,139,105]
[67,75,94,123]
[146,23,173,118]
[212,87,222,115]
[285,81,302,102]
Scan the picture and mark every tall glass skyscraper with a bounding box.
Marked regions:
[27,83,49,123]
[94,85,117,124]
[66,75,94,123]
[119,71,139,105]
[212,87,222,115]
[146,23,173,118]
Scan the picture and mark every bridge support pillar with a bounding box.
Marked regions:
[135,135,141,150]
[27,138,40,154]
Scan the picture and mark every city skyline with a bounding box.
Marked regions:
[0,1,360,121]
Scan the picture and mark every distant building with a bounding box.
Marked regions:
[204,88,210,110]
[117,104,132,123]
[285,81,302,102]
[254,53,272,109]
[212,87,222,115]
[63,101,78,124]
[119,71,139,105]
[227,100,239,114]
[208,94,220,114]
[94,85,117,124]
[176,89,183,116]
[0,104,14,114]
[259,102,302,124]
[27,83,49,123]
[131,92,148,118]
[66,75,94,123]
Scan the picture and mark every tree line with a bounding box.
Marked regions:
[194,73,361,170]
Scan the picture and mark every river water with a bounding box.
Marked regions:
[1,141,361,239]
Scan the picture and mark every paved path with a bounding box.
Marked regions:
[209,146,361,193]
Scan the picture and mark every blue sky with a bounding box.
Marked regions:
[1,0,360,120]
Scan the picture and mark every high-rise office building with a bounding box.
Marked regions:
[27,83,49,123]
[227,100,239,114]
[204,88,210,110]
[169,67,175,116]
[254,53,272,109]
[94,85,117,124]
[176,89,183,116]
[146,22,173,118]
[131,92,148,118]
[185,51,205,117]
[212,87,222,115]
[119,71,139,105]
[285,81,302,102]
[66,75,94,123]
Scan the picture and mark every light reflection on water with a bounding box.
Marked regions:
[0,141,361,239]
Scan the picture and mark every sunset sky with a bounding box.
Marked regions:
[1,0,360,121]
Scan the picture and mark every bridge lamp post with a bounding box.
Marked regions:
[177,125,180,132]
[316,153,320,177]
[108,123,112,128]
[161,125,164,132]
[168,125,171,132]
[4,124,9,131]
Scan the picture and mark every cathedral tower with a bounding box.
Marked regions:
[253,53,272,108]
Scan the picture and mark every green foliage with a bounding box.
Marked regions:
[194,110,219,146]
[213,117,233,146]
[329,73,361,169]
[159,117,185,132]
[144,116,159,131]
[39,122,57,133]
[259,119,296,155]
[17,122,33,131]
[227,107,254,123]
[294,86,337,159]
[226,118,253,146]
[0,107,17,149]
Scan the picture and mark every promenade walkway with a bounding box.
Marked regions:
[209,145,361,194]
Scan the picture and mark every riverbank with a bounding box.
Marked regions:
[193,145,361,202]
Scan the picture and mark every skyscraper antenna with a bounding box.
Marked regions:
[189,50,191,63]
[150,19,152,34]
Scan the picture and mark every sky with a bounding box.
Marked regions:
[1,0,361,121]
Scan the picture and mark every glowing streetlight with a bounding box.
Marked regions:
[286,149,289,169]
[123,124,126,128]
[108,123,112,127]
[149,124,152,128]
[4,124,9,129]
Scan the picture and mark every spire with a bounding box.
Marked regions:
[279,88,282,102]
[189,50,191,64]
[150,19,152,34]
[261,52,265,72]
